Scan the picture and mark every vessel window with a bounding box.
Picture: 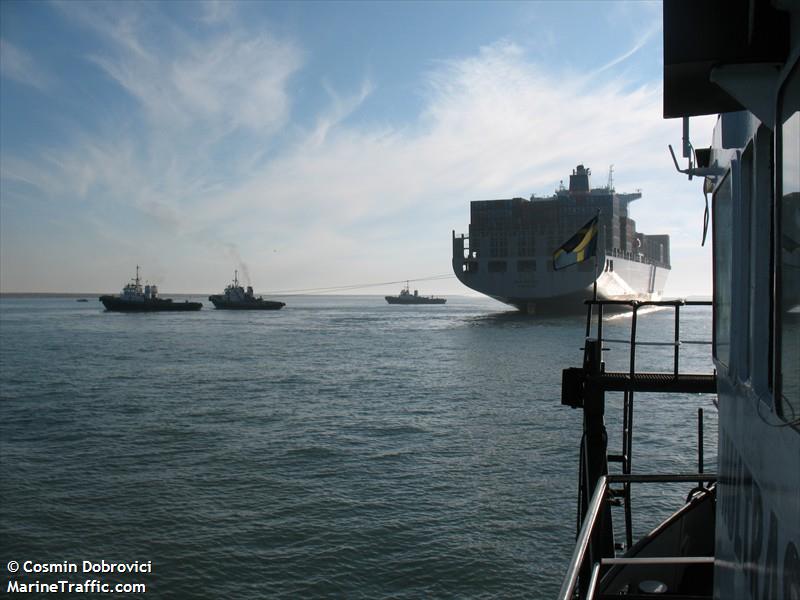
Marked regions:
[517,260,536,272]
[488,260,507,273]
[490,236,508,258]
[749,127,773,396]
[738,143,754,381]
[517,233,536,257]
[777,63,800,426]
[713,172,733,370]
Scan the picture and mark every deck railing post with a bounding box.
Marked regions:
[698,408,704,488]
[674,304,681,377]
[579,338,614,598]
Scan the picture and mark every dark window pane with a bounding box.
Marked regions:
[714,174,732,368]
[779,67,800,423]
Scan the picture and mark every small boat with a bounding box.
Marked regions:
[208,271,285,310]
[76,299,89,302]
[99,266,202,312]
[385,282,446,305]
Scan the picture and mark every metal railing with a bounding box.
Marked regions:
[560,299,716,599]
[557,474,717,600]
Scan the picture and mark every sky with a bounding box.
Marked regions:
[0,1,716,296]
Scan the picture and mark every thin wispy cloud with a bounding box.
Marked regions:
[0,39,53,90]
[198,0,236,25]
[54,1,303,133]
[595,21,661,75]
[1,2,714,295]
[310,78,376,147]
[90,28,302,134]
[173,42,706,280]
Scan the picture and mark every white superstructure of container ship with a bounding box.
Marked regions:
[452,165,670,313]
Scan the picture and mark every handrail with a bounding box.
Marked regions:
[602,338,690,346]
[583,299,712,306]
[585,563,602,600]
[600,556,714,566]
[557,475,609,600]
[557,473,717,600]
[608,473,716,484]
[562,299,716,600]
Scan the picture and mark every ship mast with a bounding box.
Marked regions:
[234,269,239,287]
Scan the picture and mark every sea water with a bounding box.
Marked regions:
[0,295,717,598]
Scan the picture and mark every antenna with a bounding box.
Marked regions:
[234,269,238,287]
[607,165,614,191]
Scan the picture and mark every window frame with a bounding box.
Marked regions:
[713,170,733,370]
[774,58,800,428]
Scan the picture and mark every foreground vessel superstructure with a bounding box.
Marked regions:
[99,267,202,312]
[208,271,285,310]
[557,2,799,598]
[452,165,670,313]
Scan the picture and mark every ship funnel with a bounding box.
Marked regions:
[569,164,591,193]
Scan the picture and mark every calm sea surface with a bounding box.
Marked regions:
[0,295,717,598]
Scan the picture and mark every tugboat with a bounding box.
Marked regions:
[208,270,285,310]
[99,266,202,312]
[385,282,446,305]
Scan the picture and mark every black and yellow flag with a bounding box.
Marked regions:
[552,215,599,271]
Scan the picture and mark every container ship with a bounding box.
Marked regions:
[451,165,670,313]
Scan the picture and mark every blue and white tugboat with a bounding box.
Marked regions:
[556,2,799,599]
[208,270,285,310]
[99,266,202,312]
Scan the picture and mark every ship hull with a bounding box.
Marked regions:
[208,296,285,310]
[452,246,669,314]
[99,296,202,312]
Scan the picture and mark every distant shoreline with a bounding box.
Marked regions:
[0,292,479,299]
[0,293,108,298]
[0,292,712,302]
